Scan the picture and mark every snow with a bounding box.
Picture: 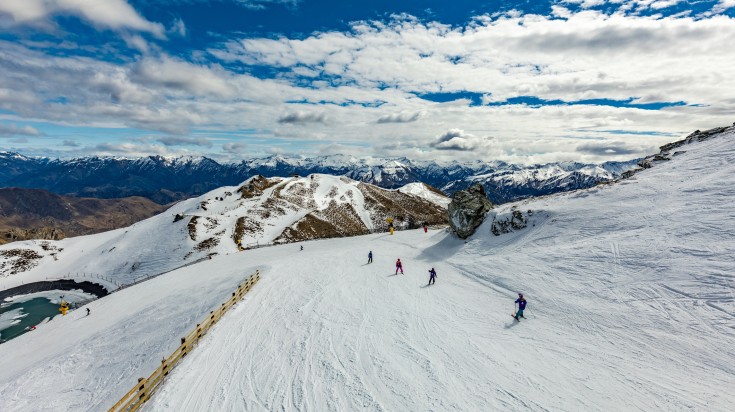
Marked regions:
[397,182,451,208]
[0,131,734,410]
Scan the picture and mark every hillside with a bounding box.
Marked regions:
[0,127,733,411]
[0,188,168,245]
[0,175,448,287]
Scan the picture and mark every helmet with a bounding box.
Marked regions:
[518,293,523,297]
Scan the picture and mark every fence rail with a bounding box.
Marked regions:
[108,270,261,412]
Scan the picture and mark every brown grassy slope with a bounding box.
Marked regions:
[0,188,168,244]
[274,200,369,243]
[357,183,448,229]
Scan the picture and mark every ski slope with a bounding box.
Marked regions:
[146,134,734,410]
[0,131,734,411]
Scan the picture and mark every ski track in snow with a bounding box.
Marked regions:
[1,133,734,411]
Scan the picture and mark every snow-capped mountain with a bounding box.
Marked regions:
[0,151,638,205]
[1,125,733,411]
[0,175,447,287]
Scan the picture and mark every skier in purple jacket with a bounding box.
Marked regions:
[514,293,527,320]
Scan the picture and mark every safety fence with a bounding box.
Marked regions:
[108,270,261,412]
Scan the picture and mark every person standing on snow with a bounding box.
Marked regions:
[395,258,404,275]
[514,293,527,320]
[428,268,437,285]
[368,251,373,264]
[86,308,90,316]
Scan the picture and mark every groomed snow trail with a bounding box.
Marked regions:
[148,135,735,411]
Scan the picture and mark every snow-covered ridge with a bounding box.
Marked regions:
[0,174,448,289]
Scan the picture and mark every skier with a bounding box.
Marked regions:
[423,224,428,233]
[368,251,373,264]
[395,258,404,275]
[514,293,527,321]
[428,268,437,285]
[86,308,90,316]
[300,245,303,251]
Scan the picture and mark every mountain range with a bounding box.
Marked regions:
[0,152,637,205]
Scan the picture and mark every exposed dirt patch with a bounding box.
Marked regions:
[187,216,198,241]
[231,215,264,245]
[274,182,318,209]
[195,237,219,252]
[0,248,44,276]
[203,217,218,231]
[258,198,290,220]
[233,217,246,245]
[237,175,281,200]
[358,183,448,229]
[275,200,369,243]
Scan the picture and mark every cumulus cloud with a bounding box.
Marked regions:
[0,123,42,137]
[131,56,235,98]
[223,142,247,153]
[277,111,327,124]
[376,111,421,124]
[432,129,494,151]
[0,0,165,37]
[157,136,213,147]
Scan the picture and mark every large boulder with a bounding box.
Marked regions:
[447,183,493,239]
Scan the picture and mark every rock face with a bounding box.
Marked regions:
[448,184,493,239]
[490,209,529,236]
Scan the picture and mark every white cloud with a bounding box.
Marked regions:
[130,56,235,98]
[376,111,421,124]
[157,136,213,147]
[223,142,247,153]
[432,129,496,151]
[2,9,735,163]
[0,123,42,137]
[277,111,328,124]
[0,0,165,37]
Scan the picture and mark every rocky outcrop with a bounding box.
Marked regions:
[620,124,735,179]
[490,209,530,236]
[1,227,65,244]
[447,184,493,239]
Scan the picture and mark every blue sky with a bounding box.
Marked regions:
[0,0,734,164]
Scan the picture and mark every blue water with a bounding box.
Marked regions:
[0,298,60,342]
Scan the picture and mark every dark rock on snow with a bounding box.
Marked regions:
[448,184,494,239]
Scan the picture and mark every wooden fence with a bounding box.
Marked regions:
[108,270,261,412]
